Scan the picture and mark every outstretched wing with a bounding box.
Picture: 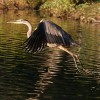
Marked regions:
[44,20,77,47]
[24,22,47,53]
[24,19,77,53]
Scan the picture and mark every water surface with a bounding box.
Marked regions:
[0,10,100,100]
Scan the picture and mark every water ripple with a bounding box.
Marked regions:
[0,11,100,100]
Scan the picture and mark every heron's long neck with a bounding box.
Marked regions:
[24,21,32,38]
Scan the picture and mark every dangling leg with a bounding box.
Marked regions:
[58,45,85,72]
[58,46,79,61]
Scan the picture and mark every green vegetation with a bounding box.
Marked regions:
[0,0,100,23]
[40,0,75,17]
[40,0,100,23]
[40,0,90,19]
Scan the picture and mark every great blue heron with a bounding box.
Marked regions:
[7,19,84,72]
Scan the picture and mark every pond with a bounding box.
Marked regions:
[0,10,100,100]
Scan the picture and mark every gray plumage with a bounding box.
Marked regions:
[24,19,77,53]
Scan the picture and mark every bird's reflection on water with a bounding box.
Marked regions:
[26,48,65,100]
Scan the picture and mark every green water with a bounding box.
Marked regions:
[0,10,100,100]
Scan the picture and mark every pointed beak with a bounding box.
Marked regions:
[7,21,16,24]
[7,21,21,24]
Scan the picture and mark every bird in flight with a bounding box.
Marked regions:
[7,19,84,72]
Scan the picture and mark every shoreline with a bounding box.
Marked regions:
[0,0,100,23]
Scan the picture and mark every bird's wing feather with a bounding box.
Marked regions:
[44,21,64,45]
[24,22,47,53]
[43,20,76,47]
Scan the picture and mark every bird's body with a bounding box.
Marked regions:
[7,19,84,72]
[24,19,77,53]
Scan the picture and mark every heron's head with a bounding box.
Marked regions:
[7,19,32,38]
[7,19,28,24]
